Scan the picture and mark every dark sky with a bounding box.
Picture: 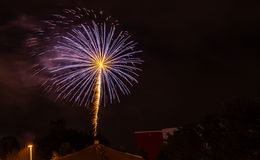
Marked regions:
[1,0,260,151]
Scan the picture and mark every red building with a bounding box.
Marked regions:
[134,128,178,160]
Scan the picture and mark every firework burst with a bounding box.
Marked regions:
[27,8,142,137]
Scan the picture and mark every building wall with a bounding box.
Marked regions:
[134,131,163,160]
[134,128,178,160]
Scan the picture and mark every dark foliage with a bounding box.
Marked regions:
[159,100,260,160]
[35,120,109,160]
[0,136,20,160]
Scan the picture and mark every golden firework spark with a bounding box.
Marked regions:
[93,61,103,137]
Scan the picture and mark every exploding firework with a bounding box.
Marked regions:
[27,8,143,137]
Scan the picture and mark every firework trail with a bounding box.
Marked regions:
[27,8,142,137]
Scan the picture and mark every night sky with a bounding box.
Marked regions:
[1,0,260,151]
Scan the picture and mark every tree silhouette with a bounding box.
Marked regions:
[35,120,109,160]
[159,100,260,160]
[0,136,20,160]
